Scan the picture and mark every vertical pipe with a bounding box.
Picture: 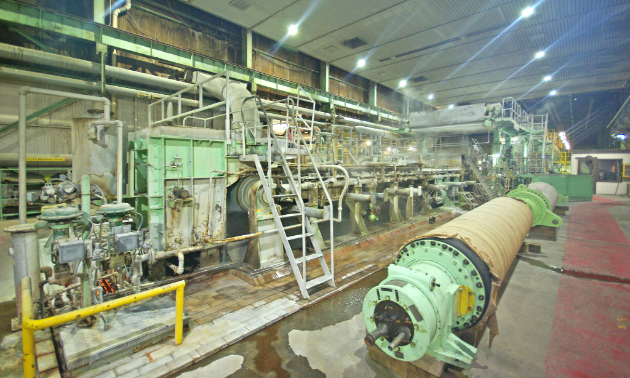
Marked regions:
[224,71,231,144]
[117,122,124,204]
[18,90,27,224]
[100,52,106,95]
[81,175,91,217]
[175,286,184,344]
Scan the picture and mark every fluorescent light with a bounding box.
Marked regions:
[543,75,552,82]
[535,50,545,59]
[492,153,501,158]
[387,147,392,152]
[288,24,298,35]
[366,140,372,146]
[409,146,414,151]
[617,134,626,140]
[549,90,557,96]
[427,93,434,100]
[521,6,535,18]
[448,104,455,109]
[357,59,366,67]
[399,79,407,87]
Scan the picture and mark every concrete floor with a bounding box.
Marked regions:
[1,196,629,377]
[175,196,630,378]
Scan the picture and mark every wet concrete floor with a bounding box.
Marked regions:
[175,269,400,378]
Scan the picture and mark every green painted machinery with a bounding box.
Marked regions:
[506,181,568,227]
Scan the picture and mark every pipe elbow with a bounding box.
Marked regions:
[19,86,30,95]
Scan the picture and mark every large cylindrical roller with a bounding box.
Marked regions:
[506,182,566,227]
[363,197,533,368]
[527,182,558,211]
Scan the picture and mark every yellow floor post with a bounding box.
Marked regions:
[175,285,184,344]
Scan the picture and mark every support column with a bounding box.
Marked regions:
[369,82,378,107]
[320,61,329,92]
[94,0,105,24]
[403,96,410,117]
[242,29,252,69]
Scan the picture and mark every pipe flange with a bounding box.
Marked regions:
[394,238,491,330]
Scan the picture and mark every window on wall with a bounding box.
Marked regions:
[577,159,592,175]
[598,159,622,182]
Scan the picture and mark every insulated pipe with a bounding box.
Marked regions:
[363,197,534,368]
[81,175,91,218]
[354,126,394,138]
[319,165,349,222]
[0,44,188,92]
[88,120,124,204]
[18,87,110,223]
[0,67,199,107]
[167,251,185,275]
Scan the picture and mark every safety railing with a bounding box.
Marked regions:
[21,277,185,378]
[148,70,228,128]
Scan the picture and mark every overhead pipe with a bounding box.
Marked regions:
[0,67,199,107]
[18,87,110,223]
[0,43,189,92]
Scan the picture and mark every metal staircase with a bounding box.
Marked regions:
[239,93,335,299]
[526,114,548,174]
[459,191,479,209]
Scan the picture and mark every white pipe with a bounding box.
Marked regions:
[18,86,110,223]
[166,251,184,275]
[319,165,349,222]
[88,120,124,203]
[0,67,200,107]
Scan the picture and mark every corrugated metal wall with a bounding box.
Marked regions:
[252,34,319,89]
[329,66,369,104]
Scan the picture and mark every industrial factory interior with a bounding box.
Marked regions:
[0,0,629,377]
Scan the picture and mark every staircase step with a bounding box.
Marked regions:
[294,253,323,265]
[287,233,313,241]
[279,213,303,219]
[273,193,298,198]
[283,223,304,231]
[305,274,333,289]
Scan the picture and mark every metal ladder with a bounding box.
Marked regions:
[459,191,479,209]
[240,95,334,299]
[464,154,496,200]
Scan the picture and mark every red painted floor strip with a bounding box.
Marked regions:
[564,199,630,279]
[546,276,630,378]
[547,199,630,377]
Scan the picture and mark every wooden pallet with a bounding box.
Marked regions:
[528,225,557,241]
[554,205,569,216]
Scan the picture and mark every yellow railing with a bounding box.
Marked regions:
[21,277,185,378]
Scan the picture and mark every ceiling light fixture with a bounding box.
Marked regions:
[521,6,535,18]
[357,59,366,67]
[427,93,434,100]
[549,90,557,96]
[535,50,545,59]
[543,75,552,82]
[288,24,298,35]
[399,79,407,87]
[448,104,455,109]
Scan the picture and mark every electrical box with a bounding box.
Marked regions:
[114,232,139,252]
[623,164,630,178]
[58,239,86,264]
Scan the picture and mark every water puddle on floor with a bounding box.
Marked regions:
[176,269,395,377]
